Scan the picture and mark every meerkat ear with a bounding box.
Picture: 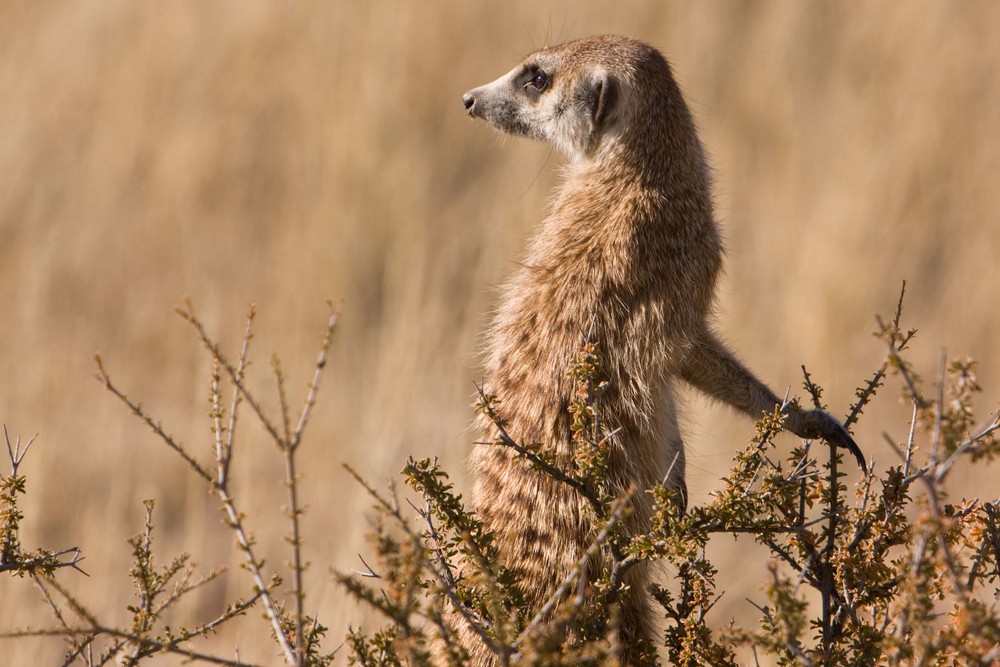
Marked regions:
[586,70,619,132]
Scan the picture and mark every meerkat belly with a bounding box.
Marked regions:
[472,273,680,574]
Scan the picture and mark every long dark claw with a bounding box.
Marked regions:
[806,409,867,474]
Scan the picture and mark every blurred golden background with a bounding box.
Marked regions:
[2,1,998,663]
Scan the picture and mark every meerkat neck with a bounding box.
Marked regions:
[556,144,714,234]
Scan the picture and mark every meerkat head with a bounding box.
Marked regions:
[463,36,689,166]
[463,41,621,161]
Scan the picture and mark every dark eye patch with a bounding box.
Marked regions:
[520,64,551,94]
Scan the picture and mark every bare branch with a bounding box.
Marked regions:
[94,355,212,484]
[175,301,285,448]
[289,303,340,451]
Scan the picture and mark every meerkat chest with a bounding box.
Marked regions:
[489,253,654,384]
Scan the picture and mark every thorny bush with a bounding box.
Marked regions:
[341,286,1000,666]
[2,287,999,665]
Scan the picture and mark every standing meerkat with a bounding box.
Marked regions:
[462,35,863,662]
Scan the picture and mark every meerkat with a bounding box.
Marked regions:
[461,35,863,662]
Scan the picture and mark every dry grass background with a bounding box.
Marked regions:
[1,1,998,664]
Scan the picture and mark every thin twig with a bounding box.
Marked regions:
[423,531,502,657]
[289,304,340,451]
[284,304,339,662]
[34,575,94,663]
[929,349,947,466]
[4,425,38,473]
[224,305,256,484]
[475,381,604,518]
[0,547,86,575]
[94,356,212,484]
[934,412,1000,484]
[820,437,840,653]
[10,587,266,666]
[176,301,285,449]
[216,485,295,664]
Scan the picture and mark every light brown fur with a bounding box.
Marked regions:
[462,35,861,664]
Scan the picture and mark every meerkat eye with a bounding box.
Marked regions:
[527,71,549,92]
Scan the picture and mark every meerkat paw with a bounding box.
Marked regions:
[785,407,867,473]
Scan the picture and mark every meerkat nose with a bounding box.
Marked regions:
[462,92,476,114]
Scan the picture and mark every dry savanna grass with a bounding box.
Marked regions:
[1,2,998,664]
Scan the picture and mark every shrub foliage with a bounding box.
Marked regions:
[2,288,999,665]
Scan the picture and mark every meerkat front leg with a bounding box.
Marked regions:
[678,328,866,471]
